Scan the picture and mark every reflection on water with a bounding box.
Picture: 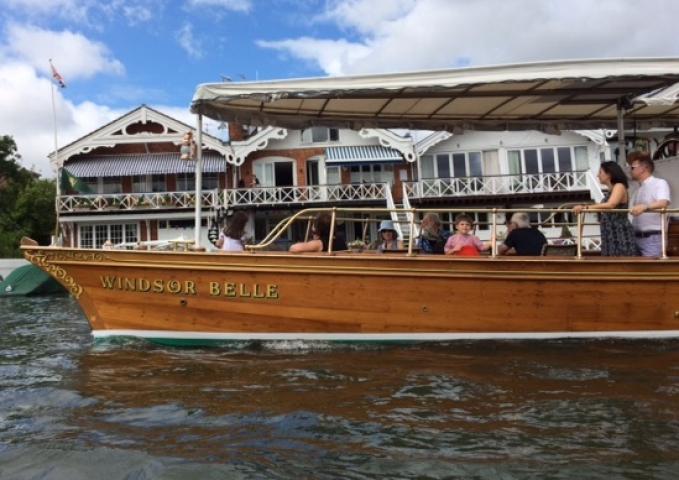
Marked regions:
[1,296,679,478]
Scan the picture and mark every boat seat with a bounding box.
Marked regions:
[541,244,577,256]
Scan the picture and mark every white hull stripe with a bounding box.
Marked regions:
[92,329,679,341]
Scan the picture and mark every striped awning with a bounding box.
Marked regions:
[64,153,225,178]
[325,145,403,166]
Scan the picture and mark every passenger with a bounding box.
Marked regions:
[629,153,671,257]
[498,212,547,256]
[216,211,249,252]
[444,214,489,257]
[417,212,450,254]
[371,220,403,252]
[573,161,637,256]
[290,212,345,252]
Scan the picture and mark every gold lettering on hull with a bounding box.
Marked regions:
[208,281,279,299]
[100,276,279,300]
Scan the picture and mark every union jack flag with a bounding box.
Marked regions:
[49,60,66,88]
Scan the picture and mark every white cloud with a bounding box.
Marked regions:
[0,61,124,176]
[2,24,125,80]
[185,0,252,13]
[316,0,416,35]
[3,0,160,26]
[177,23,204,59]
[2,0,92,23]
[0,61,222,176]
[259,0,679,76]
[257,37,370,77]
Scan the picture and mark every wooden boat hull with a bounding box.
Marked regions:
[22,246,679,344]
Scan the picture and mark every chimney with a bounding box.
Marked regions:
[228,122,247,141]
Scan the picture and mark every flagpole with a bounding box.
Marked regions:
[194,115,203,248]
[50,72,61,245]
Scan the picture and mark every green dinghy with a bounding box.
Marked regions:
[0,264,66,297]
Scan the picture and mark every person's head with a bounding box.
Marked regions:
[182,131,193,143]
[421,212,441,234]
[598,161,629,188]
[509,212,531,229]
[628,152,654,181]
[454,213,474,234]
[378,220,398,240]
[312,212,332,240]
[224,211,249,239]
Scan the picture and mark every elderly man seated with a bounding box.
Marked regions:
[498,212,547,256]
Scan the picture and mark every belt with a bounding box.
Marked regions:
[634,230,661,238]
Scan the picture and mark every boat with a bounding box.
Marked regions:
[0,263,66,297]
[21,58,679,345]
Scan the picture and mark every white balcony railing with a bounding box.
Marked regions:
[223,183,389,207]
[404,171,589,199]
[58,190,219,213]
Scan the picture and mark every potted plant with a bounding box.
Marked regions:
[348,239,366,253]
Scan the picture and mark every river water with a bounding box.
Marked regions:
[1,296,679,479]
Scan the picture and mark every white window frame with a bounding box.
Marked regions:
[507,145,588,175]
[301,127,340,144]
[78,223,138,248]
[253,156,297,187]
[420,151,484,179]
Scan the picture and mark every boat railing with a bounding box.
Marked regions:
[403,171,589,198]
[245,206,678,260]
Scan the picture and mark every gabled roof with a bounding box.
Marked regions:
[191,58,679,131]
[51,105,230,168]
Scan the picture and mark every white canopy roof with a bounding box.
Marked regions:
[191,58,679,131]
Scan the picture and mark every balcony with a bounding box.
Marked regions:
[58,190,219,213]
[58,183,392,213]
[404,171,591,199]
[223,183,389,207]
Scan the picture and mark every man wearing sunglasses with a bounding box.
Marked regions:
[629,153,671,257]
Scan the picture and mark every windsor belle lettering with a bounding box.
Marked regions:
[99,276,279,300]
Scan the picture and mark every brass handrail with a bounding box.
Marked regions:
[243,206,679,255]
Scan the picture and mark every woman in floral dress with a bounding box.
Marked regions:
[573,161,638,256]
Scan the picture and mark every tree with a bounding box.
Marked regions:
[0,135,56,257]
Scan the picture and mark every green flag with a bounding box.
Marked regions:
[60,169,92,194]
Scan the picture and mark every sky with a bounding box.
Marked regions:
[2,0,679,176]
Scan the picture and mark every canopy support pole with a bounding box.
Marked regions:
[194,115,203,248]
[617,101,626,164]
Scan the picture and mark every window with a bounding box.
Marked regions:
[102,177,122,194]
[82,177,99,193]
[326,166,341,184]
[557,147,573,172]
[109,225,123,245]
[508,146,588,175]
[79,223,138,248]
[95,225,108,248]
[151,175,166,192]
[540,148,556,173]
[80,225,93,248]
[302,127,340,143]
[202,172,218,190]
[177,173,195,191]
[423,151,484,179]
[132,175,148,193]
[437,154,451,178]
[125,224,138,243]
[350,164,394,184]
[420,155,435,179]
[574,146,589,170]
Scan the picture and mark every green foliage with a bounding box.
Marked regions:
[0,135,56,257]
